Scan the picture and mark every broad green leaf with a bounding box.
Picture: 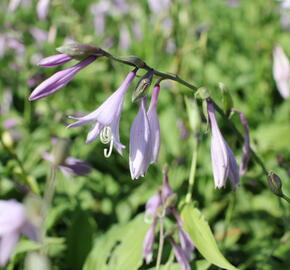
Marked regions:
[84,214,149,270]
[66,209,96,270]
[181,204,238,270]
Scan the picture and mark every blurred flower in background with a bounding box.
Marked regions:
[0,200,39,267]
[42,137,91,177]
[273,44,290,99]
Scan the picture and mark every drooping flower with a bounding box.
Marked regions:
[273,44,290,99]
[36,0,50,20]
[170,239,191,270]
[147,84,161,164]
[0,200,39,267]
[129,97,152,179]
[143,218,158,264]
[29,56,97,101]
[42,137,91,177]
[207,100,239,188]
[68,70,137,156]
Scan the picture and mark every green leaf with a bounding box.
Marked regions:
[66,209,96,270]
[84,214,149,270]
[181,204,238,270]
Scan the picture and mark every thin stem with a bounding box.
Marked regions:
[221,192,236,245]
[156,217,165,270]
[41,166,57,241]
[185,135,198,203]
[282,194,290,203]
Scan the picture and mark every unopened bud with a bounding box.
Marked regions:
[56,42,109,58]
[132,69,154,102]
[267,171,283,197]
[116,55,148,69]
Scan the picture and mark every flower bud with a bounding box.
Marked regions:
[267,171,283,197]
[56,42,109,58]
[132,69,154,102]
[116,55,148,69]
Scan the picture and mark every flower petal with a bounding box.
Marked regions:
[0,232,20,267]
[129,97,152,179]
[29,56,97,101]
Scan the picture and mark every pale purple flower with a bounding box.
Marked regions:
[0,200,39,267]
[38,54,73,67]
[239,113,250,176]
[68,70,137,156]
[207,100,239,188]
[147,84,161,164]
[36,0,50,20]
[143,218,157,264]
[29,56,97,100]
[273,45,290,99]
[42,152,91,177]
[171,239,191,270]
[129,97,152,179]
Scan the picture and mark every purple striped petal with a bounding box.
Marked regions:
[38,54,73,67]
[171,240,191,270]
[129,97,152,179]
[208,101,239,188]
[143,218,157,264]
[147,84,161,164]
[29,56,97,101]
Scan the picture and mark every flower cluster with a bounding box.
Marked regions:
[143,168,195,270]
[29,46,162,179]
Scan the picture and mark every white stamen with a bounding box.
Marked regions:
[100,126,114,158]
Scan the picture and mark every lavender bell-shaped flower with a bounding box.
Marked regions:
[129,97,152,179]
[147,84,161,164]
[0,200,39,267]
[68,70,137,156]
[207,100,239,188]
[273,44,290,99]
[29,56,97,101]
